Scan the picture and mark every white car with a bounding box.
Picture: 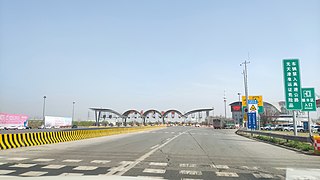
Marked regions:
[17,126,26,130]
[6,126,18,130]
[0,126,5,130]
[311,125,320,133]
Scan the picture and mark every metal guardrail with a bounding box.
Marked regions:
[236,129,312,143]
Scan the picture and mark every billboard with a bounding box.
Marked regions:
[45,116,72,128]
[0,113,28,127]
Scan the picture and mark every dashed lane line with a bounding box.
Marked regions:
[42,165,66,169]
[143,168,166,174]
[149,162,168,166]
[20,171,48,177]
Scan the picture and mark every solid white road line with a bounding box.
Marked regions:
[10,163,37,168]
[179,170,202,175]
[42,165,66,169]
[109,130,189,176]
[73,166,98,171]
[20,171,48,177]
[216,172,239,177]
[91,160,111,164]
[150,144,160,149]
[149,162,168,166]
[33,158,54,162]
[137,176,165,179]
[62,159,82,163]
[143,168,166,174]
[0,170,15,175]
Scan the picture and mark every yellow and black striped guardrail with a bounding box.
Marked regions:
[0,126,163,150]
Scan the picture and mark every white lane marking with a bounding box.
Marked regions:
[181,178,203,180]
[33,158,54,162]
[179,170,202,175]
[42,165,66,169]
[91,160,111,164]
[166,138,171,141]
[253,173,273,179]
[180,164,197,168]
[120,161,134,165]
[149,162,168,166]
[20,171,48,177]
[241,166,258,170]
[10,163,37,168]
[0,162,7,165]
[150,144,160,149]
[143,168,166,174]
[137,176,165,179]
[164,132,169,134]
[59,173,83,176]
[0,170,15,175]
[62,159,82,162]
[215,165,229,169]
[7,157,28,161]
[106,161,133,175]
[216,172,239,177]
[109,130,189,176]
[73,166,98,171]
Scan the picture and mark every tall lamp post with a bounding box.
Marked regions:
[42,96,47,126]
[72,101,75,122]
[241,59,250,128]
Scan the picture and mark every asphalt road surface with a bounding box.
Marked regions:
[0,126,319,179]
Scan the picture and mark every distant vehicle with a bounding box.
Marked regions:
[195,124,200,127]
[0,126,5,130]
[72,125,78,129]
[275,124,292,131]
[289,125,305,132]
[261,125,275,131]
[212,119,224,129]
[311,125,320,133]
[6,126,18,130]
[17,125,26,130]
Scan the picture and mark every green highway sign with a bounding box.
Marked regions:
[301,88,316,111]
[283,59,302,110]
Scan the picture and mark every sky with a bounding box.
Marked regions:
[0,0,320,120]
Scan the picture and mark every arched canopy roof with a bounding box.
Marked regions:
[122,110,142,117]
[163,109,184,118]
[184,108,214,117]
[89,107,123,117]
[143,109,162,117]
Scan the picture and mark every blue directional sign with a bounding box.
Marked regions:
[247,112,257,130]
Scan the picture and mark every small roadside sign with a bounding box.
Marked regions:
[249,104,257,112]
[247,113,257,129]
[301,88,316,111]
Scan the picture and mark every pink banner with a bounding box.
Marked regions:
[0,113,28,125]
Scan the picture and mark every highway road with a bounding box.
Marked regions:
[0,127,320,179]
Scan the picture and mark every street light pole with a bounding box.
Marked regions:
[224,90,227,119]
[72,101,75,122]
[241,59,250,128]
[237,92,241,125]
[42,96,46,126]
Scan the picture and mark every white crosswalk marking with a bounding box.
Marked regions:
[253,173,274,179]
[91,160,111,164]
[241,166,259,170]
[42,165,66,169]
[180,164,197,168]
[149,162,168,166]
[59,173,83,176]
[20,171,48,177]
[33,158,54,162]
[216,172,239,177]
[10,163,37,168]
[181,178,203,180]
[0,170,15,175]
[0,162,7,165]
[62,159,82,162]
[7,157,28,161]
[179,170,202,175]
[215,165,229,169]
[73,166,98,170]
[143,168,166,174]
[137,176,165,179]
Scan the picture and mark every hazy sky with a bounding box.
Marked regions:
[1,0,319,120]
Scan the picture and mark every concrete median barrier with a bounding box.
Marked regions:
[0,126,164,150]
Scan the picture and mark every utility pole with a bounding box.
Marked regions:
[42,96,47,126]
[224,90,227,119]
[241,57,250,128]
[72,101,75,122]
